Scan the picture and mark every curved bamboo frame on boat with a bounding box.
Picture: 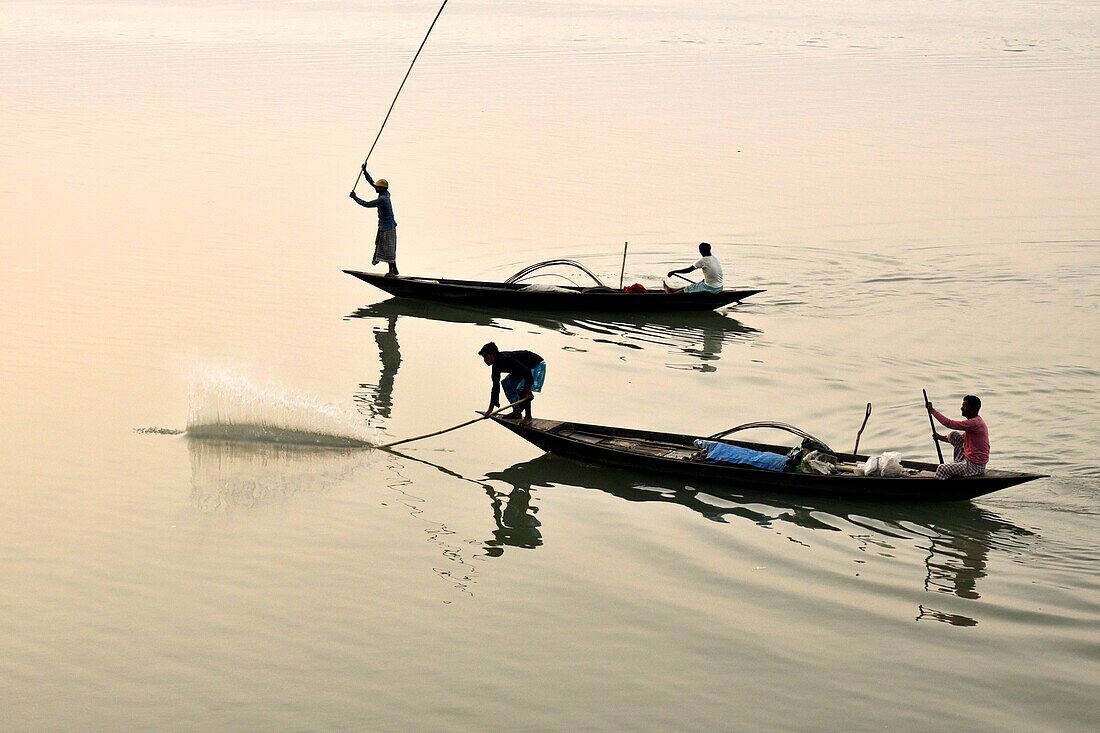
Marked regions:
[504,259,608,287]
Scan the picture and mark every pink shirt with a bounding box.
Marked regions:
[931,409,990,465]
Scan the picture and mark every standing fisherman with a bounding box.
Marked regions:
[350,164,399,276]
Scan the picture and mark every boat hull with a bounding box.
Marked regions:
[343,270,763,311]
[491,417,1046,502]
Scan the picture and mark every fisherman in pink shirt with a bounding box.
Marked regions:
[925,394,989,480]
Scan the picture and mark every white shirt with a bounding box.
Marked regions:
[693,255,723,288]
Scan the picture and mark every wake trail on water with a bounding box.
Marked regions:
[183,367,378,448]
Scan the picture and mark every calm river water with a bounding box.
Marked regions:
[2,1,1098,730]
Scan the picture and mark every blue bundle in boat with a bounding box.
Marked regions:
[693,440,790,472]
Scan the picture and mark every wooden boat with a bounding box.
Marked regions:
[491,417,1047,502]
[343,259,764,312]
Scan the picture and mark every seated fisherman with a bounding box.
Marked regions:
[479,342,546,421]
[926,394,989,480]
[665,242,723,293]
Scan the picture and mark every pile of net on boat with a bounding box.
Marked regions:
[521,284,574,293]
[521,283,649,293]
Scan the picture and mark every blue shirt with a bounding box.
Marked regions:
[353,190,396,231]
[490,350,544,405]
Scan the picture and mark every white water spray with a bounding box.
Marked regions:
[186,366,377,447]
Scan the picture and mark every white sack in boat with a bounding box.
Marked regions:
[879,451,904,477]
[858,452,904,477]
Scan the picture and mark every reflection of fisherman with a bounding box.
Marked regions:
[370,316,401,419]
[665,242,723,293]
[479,342,545,421]
[483,487,542,556]
[926,395,989,480]
[927,532,989,601]
[482,461,548,555]
[349,164,398,277]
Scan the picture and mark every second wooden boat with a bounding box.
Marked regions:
[343,259,764,312]
[491,417,1046,502]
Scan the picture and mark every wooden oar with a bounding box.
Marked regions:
[923,389,945,464]
[377,397,530,450]
[853,402,872,456]
[618,241,628,289]
[672,272,698,284]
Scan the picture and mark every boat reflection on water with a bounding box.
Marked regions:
[349,297,537,329]
[185,431,1033,623]
[483,453,1035,627]
[347,297,760,373]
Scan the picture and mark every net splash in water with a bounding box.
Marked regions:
[186,368,377,448]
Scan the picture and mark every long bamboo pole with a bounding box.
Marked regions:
[377,397,530,450]
[352,0,450,191]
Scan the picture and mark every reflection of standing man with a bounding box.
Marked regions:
[371,316,401,419]
[349,163,398,276]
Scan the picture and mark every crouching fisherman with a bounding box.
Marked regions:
[479,342,546,421]
[926,394,989,480]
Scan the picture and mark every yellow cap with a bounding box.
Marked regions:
[375,178,389,189]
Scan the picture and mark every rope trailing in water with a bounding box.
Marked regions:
[353,0,450,190]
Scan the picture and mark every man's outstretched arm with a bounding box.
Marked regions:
[349,191,380,208]
[929,407,980,431]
